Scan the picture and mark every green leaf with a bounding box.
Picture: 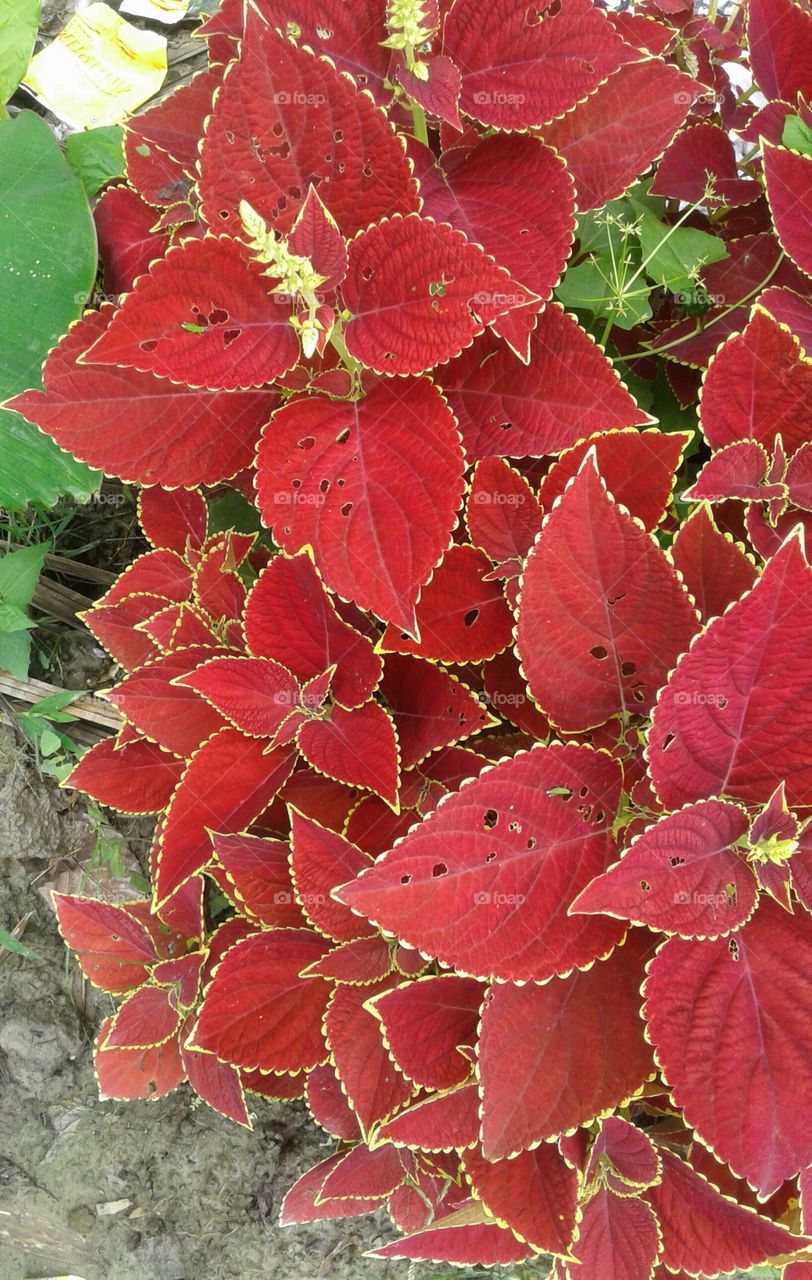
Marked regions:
[556,256,652,330]
[0,601,35,633]
[0,0,40,105]
[782,114,812,159]
[65,124,125,197]
[0,111,101,509]
[634,205,727,293]
[0,630,31,679]
[0,542,48,608]
[27,688,83,716]
[0,925,38,959]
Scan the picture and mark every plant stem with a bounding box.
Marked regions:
[411,101,429,146]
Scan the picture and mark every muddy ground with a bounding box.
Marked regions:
[0,721,412,1280]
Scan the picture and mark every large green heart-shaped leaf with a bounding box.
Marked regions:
[0,111,101,509]
[0,0,40,105]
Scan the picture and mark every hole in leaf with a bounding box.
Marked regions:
[336,428,350,445]
[341,502,353,517]
[728,938,740,961]
[432,862,448,877]
[319,478,330,493]
[401,873,412,885]
[141,340,158,353]
[463,609,479,627]
[621,661,636,677]
[292,478,302,489]
[223,328,240,347]
[485,851,496,863]
[297,436,316,451]
[527,836,536,849]
[669,856,685,867]
[333,129,344,142]
[632,688,645,703]
[483,809,498,829]
[640,880,651,892]
[362,162,373,177]
[590,645,608,660]
[662,733,675,751]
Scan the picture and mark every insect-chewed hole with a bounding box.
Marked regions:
[669,856,685,867]
[579,785,589,798]
[297,435,316,451]
[485,851,496,863]
[728,938,740,961]
[581,59,595,73]
[223,328,240,347]
[336,427,350,445]
[632,688,645,703]
[272,122,284,137]
[483,809,498,829]
[362,162,373,177]
[401,873,412,885]
[141,340,158,353]
[333,129,344,142]
[640,880,651,892]
[362,266,375,281]
[463,609,479,628]
[621,660,637,677]
[319,478,330,493]
[292,478,302,489]
[590,645,608,660]
[432,862,448,878]
[661,732,675,751]
[341,502,353,517]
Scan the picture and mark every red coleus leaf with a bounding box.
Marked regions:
[764,142,812,279]
[379,653,493,769]
[648,533,812,809]
[381,544,514,664]
[192,535,250,624]
[684,440,785,504]
[102,548,193,608]
[466,457,542,571]
[240,1067,306,1101]
[760,285,812,358]
[154,729,296,907]
[126,64,224,188]
[517,457,699,733]
[103,985,180,1050]
[83,236,300,392]
[417,133,575,315]
[180,1013,250,1127]
[539,59,698,211]
[256,379,465,634]
[645,1146,807,1274]
[368,974,482,1091]
[53,894,157,994]
[108,647,228,758]
[325,977,416,1133]
[440,307,647,461]
[152,951,204,1009]
[462,1144,579,1254]
[306,1063,362,1140]
[396,55,462,129]
[82,594,164,671]
[787,442,812,511]
[651,121,760,207]
[287,185,347,290]
[585,1116,661,1192]
[280,1152,383,1225]
[482,648,551,738]
[572,799,756,938]
[296,700,400,806]
[371,1199,532,1264]
[478,931,655,1160]
[198,20,417,240]
[5,309,277,488]
[244,554,381,710]
[303,933,392,984]
[669,505,757,624]
[376,1082,481,1152]
[95,1016,185,1102]
[536,428,690,532]
[343,215,532,376]
[442,0,633,130]
[562,1188,660,1280]
[747,0,812,102]
[211,832,306,928]
[700,308,812,456]
[138,486,207,556]
[336,744,625,984]
[192,928,332,1073]
[66,736,184,815]
[288,809,372,942]
[176,655,301,740]
[644,897,812,1196]
[94,186,169,297]
[319,1142,407,1202]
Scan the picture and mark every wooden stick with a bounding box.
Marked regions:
[0,673,121,731]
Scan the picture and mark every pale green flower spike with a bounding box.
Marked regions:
[240,200,329,356]
[749,833,799,866]
[382,0,434,71]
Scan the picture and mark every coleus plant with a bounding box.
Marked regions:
[9,0,812,1271]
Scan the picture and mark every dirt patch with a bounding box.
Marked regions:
[0,730,406,1280]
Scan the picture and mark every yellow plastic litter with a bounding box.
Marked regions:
[121,0,191,24]
[22,2,167,130]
